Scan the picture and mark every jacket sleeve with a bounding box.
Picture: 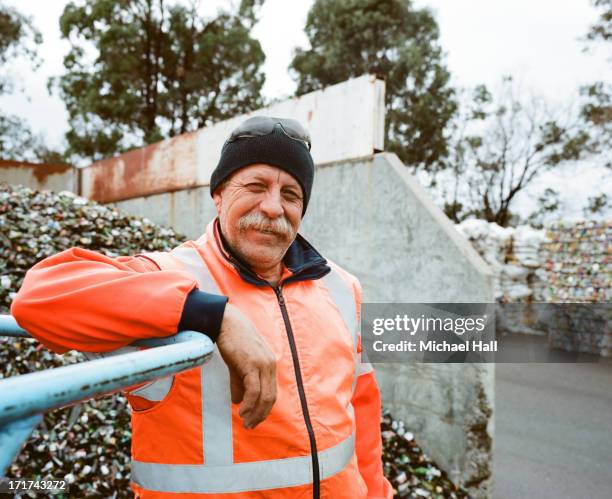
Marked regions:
[351,280,394,499]
[10,247,227,354]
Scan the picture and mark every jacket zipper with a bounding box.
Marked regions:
[274,285,320,499]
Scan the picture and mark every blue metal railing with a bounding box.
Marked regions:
[0,314,215,475]
[0,315,28,338]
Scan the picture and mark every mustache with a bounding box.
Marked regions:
[237,213,294,239]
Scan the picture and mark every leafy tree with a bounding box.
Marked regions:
[290,0,456,171]
[586,0,611,42]
[581,0,612,165]
[0,1,41,94]
[0,2,58,162]
[527,188,561,229]
[580,81,611,166]
[584,192,609,215]
[53,0,266,162]
[0,114,64,163]
[437,78,592,227]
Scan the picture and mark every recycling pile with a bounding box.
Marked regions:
[1,182,187,497]
[0,183,466,498]
[458,218,611,356]
[539,220,611,357]
[456,220,546,302]
[381,411,468,498]
[539,220,611,303]
[0,343,133,497]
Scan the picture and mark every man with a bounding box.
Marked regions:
[12,116,393,499]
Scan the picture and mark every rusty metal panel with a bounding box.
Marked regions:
[81,74,386,203]
[81,131,199,203]
[0,160,76,193]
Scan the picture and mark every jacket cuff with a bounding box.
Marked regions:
[178,289,228,343]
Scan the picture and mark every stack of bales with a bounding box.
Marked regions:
[458,218,611,357]
[539,220,611,357]
[457,220,547,338]
[456,220,545,302]
[539,220,611,302]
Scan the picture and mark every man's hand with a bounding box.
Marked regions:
[216,303,277,429]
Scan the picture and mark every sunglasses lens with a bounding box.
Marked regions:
[229,117,276,141]
[228,116,311,149]
[277,118,311,145]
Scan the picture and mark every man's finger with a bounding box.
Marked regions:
[229,370,244,405]
[257,362,277,421]
[239,370,261,427]
[245,360,277,429]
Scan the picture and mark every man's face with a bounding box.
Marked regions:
[212,164,304,272]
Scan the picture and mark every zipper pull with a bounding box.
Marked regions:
[275,286,284,305]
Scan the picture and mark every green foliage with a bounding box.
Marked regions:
[0,114,65,163]
[0,2,59,163]
[290,0,457,170]
[580,1,612,166]
[580,82,612,165]
[586,0,611,42]
[584,192,609,215]
[52,0,266,163]
[0,1,42,95]
[440,78,592,227]
[527,188,561,229]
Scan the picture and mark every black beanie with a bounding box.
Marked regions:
[210,127,315,214]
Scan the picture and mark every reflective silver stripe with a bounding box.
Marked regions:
[131,432,355,494]
[357,347,374,376]
[200,346,232,465]
[358,360,374,376]
[322,270,358,347]
[170,246,233,465]
[85,347,175,401]
[322,269,360,392]
[130,377,173,401]
[171,247,220,295]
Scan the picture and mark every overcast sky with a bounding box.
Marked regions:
[0,0,610,150]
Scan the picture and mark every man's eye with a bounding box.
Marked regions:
[283,191,301,201]
[246,183,266,191]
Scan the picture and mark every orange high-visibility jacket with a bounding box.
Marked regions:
[12,219,393,499]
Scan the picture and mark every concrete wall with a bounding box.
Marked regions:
[0,160,77,193]
[113,153,495,497]
[110,186,217,239]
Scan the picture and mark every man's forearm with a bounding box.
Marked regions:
[11,247,227,352]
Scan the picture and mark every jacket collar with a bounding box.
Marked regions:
[210,218,330,287]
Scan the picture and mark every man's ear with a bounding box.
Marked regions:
[212,189,223,215]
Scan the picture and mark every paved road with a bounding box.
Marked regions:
[493,361,612,499]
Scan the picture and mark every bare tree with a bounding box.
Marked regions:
[438,77,592,226]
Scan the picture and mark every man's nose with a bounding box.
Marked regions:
[259,189,284,219]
